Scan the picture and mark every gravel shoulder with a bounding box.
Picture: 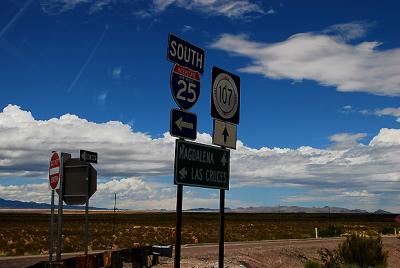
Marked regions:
[156,237,400,268]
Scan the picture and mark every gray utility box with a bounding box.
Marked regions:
[62,158,97,205]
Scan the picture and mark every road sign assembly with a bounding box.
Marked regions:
[49,151,61,189]
[49,151,97,261]
[211,66,240,124]
[212,119,237,149]
[167,33,209,268]
[62,158,97,205]
[48,151,62,262]
[80,149,98,164]
[167,33,205,74]
[174,139,230,189]
[170,64,200,110]
[170,109,197,140]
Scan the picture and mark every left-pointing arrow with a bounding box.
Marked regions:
[175,117,194,131]
[179,167,187,179]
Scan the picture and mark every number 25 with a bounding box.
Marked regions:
[177,80,196,103]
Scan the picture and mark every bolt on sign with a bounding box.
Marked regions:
[174,139,230,190]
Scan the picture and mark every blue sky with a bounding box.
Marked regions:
[0,0,400,212]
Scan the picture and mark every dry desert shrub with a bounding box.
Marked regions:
[309,233,387,268]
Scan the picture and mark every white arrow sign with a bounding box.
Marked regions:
[179,167,188,179]
[175,117,194,131]
[80,150,98,163]
[212,119,237,149]
[221,153,227,167]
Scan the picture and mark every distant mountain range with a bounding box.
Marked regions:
[0,198,393,214]
[0,197,107,210]
[373,209,392,214]
[186,206,393,214]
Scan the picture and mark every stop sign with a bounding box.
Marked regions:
[49,152,60,189]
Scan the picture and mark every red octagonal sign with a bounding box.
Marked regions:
[49,152,60,190]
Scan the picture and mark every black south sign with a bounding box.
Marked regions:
[167,34,205,74]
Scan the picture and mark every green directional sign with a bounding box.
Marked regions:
[174,139,230,189]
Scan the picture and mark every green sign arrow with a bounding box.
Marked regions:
[174,139,230,189]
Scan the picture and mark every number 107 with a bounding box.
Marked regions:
[219,85,232,105]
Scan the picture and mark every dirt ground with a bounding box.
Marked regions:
[0,237,398,267]
[156,237,400,268]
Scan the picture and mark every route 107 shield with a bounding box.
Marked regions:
[211,66,240,124]
[170,64,200,110]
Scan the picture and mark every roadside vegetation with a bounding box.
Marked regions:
[318,225,344,237]
[305,233,388,268]
[0,212,398,256]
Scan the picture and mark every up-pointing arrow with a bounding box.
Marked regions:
[221,153,227,167]
[175,117,194,131]
[222,126,229,143]
[179,167,188,179]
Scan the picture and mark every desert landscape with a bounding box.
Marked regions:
[0,210,399,267]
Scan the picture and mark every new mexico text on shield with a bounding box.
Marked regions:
[174,139,230,190]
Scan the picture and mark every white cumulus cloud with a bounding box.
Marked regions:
[0,104,175,179]
[323,21,374,41]
[342,190,376,198]
[328,133,367,150]
[1,105,400,210]
[0,176,249,209]
[374,107,400,122]
[210,22,400,96]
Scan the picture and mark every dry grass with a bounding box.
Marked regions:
[0,211,398,256]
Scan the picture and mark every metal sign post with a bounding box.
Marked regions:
[210,67,240,268]
[49,189,55,262]
[56,153,64,261]
[219,188,225,268]
[84,193,89,256]
[174,184,183,268]
[49,151,61,262]
[79,150,98,257]
[112,193,117,236]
